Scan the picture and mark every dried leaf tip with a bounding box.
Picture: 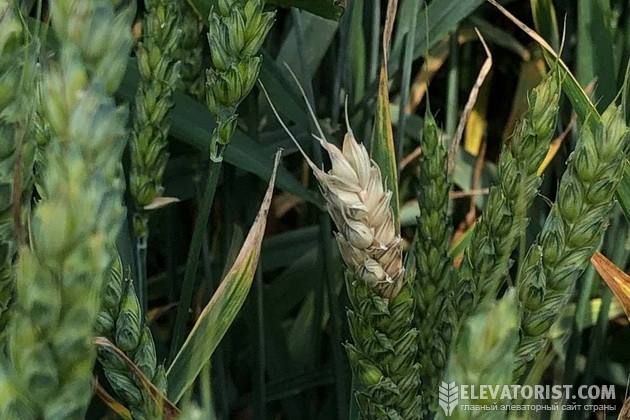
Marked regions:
[260,79,404,299]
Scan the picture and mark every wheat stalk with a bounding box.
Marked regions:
[170,0,275,353]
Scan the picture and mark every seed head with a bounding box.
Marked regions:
[263,76,404,298]
[315,127,405,299]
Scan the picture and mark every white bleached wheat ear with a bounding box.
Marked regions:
[261,71,421,419]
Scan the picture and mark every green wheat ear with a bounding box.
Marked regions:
[205,0,275,160]
[175,0,205,100]
[414,108,456,414]
[3,0,133,417]
[456,68,560,323]
[129,0,183,237]
[514,103,629,379]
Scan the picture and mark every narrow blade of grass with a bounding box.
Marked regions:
[576,0,617,110]
[529,0,559,50]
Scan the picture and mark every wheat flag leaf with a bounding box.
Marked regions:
[592,251,630,321]
[167,151,283,403]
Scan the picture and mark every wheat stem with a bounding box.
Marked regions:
[171,0,274,356]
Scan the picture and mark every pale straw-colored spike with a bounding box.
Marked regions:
[260,67,405,299]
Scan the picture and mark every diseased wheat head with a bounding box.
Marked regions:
[315,126,404,299]
[262,75,404,299]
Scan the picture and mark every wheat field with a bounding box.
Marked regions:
[1,0,630,419]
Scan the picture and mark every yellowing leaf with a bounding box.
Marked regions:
[464,70,492,156]
[166,151,282,403]
[591,251,630,320]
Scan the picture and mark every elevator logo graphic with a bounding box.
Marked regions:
[439,381,458,416]
[436,382,617,416]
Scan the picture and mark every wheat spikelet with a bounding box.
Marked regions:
[96,254,166,420]
[265,87,404,298]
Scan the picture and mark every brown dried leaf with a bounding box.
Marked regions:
[592,251,630,320]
